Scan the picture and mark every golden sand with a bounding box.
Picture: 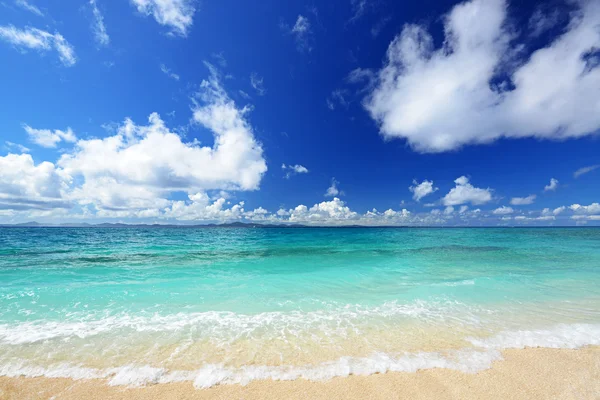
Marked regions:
[1,347,599,400]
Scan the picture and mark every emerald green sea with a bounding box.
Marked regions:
[1,227,599,387]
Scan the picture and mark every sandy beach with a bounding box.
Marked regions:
[1,347,599,400]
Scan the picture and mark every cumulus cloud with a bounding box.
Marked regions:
[569,203,600,215]
[553,206,566,215]
[250,72,266,96]
[442,176,492,206]
[158,197,584,226]
[282,163,309,179]
[55,68,266,215]
[510,194,536,205]
[574,165,599,178]
[262,199,412,226]
[542,206,566,216]
[90,0,109,46]
[160,64,180,81]
[409,179,438,201]
[15,0,43,16]
[0,66,271,222]
[544,178,559,191]
[164,193,246,221]
[0,153,69,211]
[24,125,77,148]
[289,198,357,223]
[325,178,343,197]
[493,206,514,215]
[130,0,196,37]
[0,25,76,66]
[363,0,600,153]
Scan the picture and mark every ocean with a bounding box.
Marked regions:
[0,227,599,388]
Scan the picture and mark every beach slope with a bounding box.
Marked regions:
[1,347,599,400]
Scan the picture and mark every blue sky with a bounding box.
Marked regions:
[0,0,599,225]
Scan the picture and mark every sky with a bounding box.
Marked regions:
[0,0,599,226]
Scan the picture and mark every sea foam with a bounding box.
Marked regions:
[1,323,599,388]
[0,349,502,388]
[468,323,600,349]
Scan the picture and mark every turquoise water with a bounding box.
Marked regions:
[1,227,599,387]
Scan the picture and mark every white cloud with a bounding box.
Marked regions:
[569,203,600,215]
[24,125,77,148]
[574,165,599,178]
[409,179,438,201]
[0,25,76,66]
[444,206,454,215]
[271,200,411,226]
[442,176,492,206]
[363,0,600,153]
[289,198,358,223]
[245,206,270,221]
[381,208,411,220]
[160,64,180,81]
[283,15,312,52]
[282,163,309,179]
[544,178,559,191]
[459,205,469,214]
[325,178,343,197]
[510,194,536,205]
[164,193,245,221]
[292,15,310,34]
[0,153,69,211]
[0,67,266,220]
[542,206,566,216]
[14,0,43,16]
[68,176,170,214]
[514,215,556,222]
[90,0,109,46]
[130,0,196,37]
[250,72,266,96]
[4,141,30,153]
[56,68,266,214]
[493,206,514,215]
[553,206,566,215]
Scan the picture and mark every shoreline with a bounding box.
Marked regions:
[1,347,599,399]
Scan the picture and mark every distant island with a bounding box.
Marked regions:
[0,221,297,228]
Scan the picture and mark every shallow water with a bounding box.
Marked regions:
[0,227,599,387]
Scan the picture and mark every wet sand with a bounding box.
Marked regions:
[1,347,599,400]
